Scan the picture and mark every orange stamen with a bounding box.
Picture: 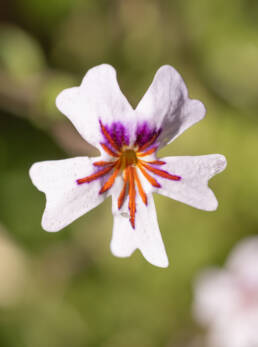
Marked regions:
[134,168,147,205]
[93,161,115,167]
[128,167,136,228]
[99,161,121,194]
[118,168,128,209]
[137,146,157,157]
[100,121,121,152]
[101,143,119,157]
[76,164,115,184]
[144,160,165,166]
[138,132,159,152]
[141,162,181,181]
[138,163,161,188]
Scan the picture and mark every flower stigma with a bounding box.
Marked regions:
[121,149,138,168]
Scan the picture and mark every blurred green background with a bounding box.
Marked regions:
[0,0,258,346]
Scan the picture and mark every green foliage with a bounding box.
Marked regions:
[0,25,46,79]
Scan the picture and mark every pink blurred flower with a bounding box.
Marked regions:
[194,237,258,347]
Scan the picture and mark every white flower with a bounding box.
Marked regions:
[193,237,258,347]
[29,64,226,268]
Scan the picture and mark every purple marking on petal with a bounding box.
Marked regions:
[110,122,129,147]
[100,121,129,149]
[99,120,161,151]
[134,122,162,148]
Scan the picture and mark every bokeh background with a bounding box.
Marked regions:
[0,0,258,346]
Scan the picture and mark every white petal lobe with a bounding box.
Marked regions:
[136,65,206,147]
[157,154,226,211]
[110,192,169,268]
[56,64,133,149]
[29,157,106,231]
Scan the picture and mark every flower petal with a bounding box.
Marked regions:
[56,64,133,149]
[110,189,168,268]
[209,316,258,347]
[29,157,106,231]
[193,269,239,326]
[136,65,206,148]
[156,154,226,211]
[226,237,258,287]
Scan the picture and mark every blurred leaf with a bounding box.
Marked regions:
[0,25,46,80]
[16,0,80,33]
[0,111,70,249]
[38,72,78,120]
[179,0,258,110]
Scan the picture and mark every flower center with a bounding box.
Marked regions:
[122,149,138,167]
[76,121,181,229]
